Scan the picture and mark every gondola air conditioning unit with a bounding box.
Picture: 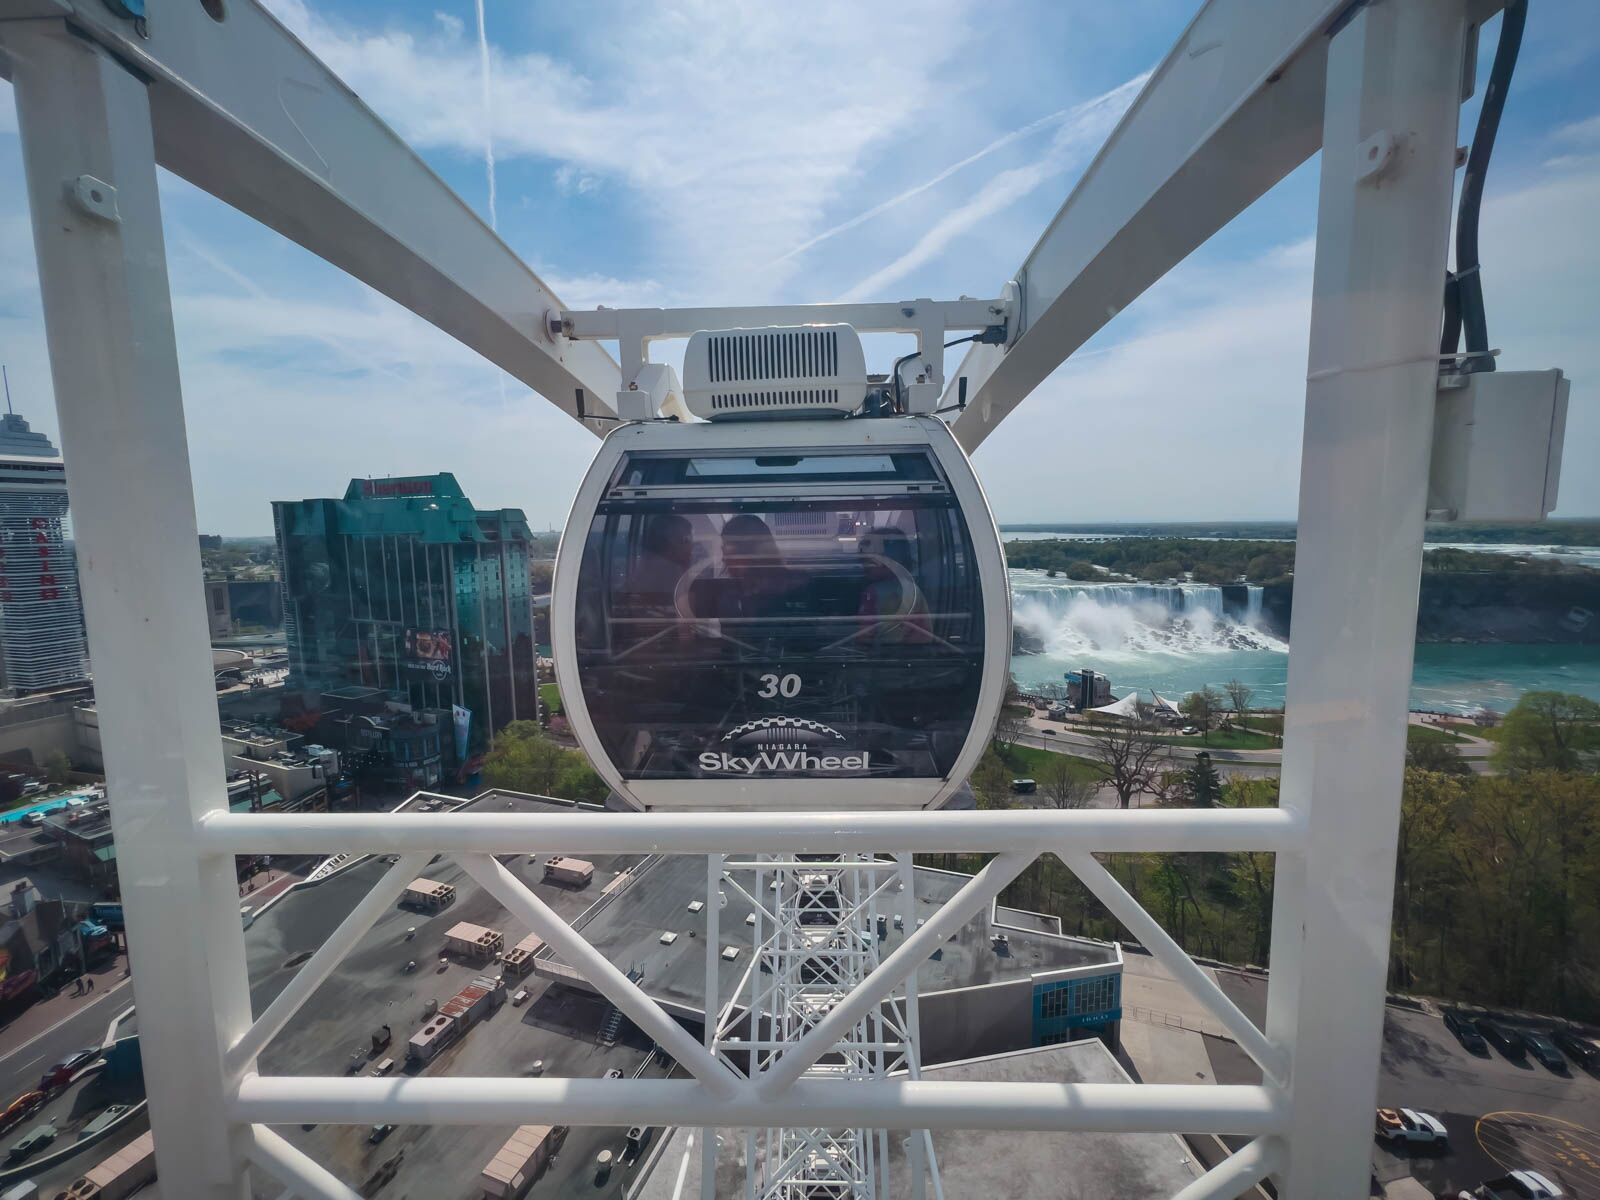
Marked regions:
[682,324,867,420]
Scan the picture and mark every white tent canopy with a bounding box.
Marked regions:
[1088,691,1142,720]
[1151,691,1181,716]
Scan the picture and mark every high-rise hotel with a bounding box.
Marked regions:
[0,410,89,693]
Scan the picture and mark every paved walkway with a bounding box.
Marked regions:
[0,949,130,1059]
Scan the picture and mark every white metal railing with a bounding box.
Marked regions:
[195,805,1303,1198]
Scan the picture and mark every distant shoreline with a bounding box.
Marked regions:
[998,519,1600,548]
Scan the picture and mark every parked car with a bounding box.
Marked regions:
[1010,778,1036,795]
[1476,1019,1526,1060]
[1181,725,1198,735]
[1457,1170,1564,1199]
[38,1049,100,1092]
[1443,1009,1488,1053]
[367,1123,395,1145]
[370,1058,395,1077]
[1524,1033,1567,1072]
[1551,1029,1600,1069]
[511,988,530,1007]
[5,1123,57,1163]
[1374,1107,1447,1146]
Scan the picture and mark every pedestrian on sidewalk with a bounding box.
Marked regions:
[71,978,83,997]
[85,976,94,993]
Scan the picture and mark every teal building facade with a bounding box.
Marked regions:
[273,474,537,753]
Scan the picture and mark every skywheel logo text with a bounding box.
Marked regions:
[698,716,869,776]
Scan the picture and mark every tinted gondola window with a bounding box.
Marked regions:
[573,449,985,781]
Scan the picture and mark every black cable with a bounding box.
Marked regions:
[890,347,922,415]
[1448,0,1526,371]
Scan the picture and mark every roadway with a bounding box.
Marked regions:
[0,983,127,1102]
[1016,711,1497,777]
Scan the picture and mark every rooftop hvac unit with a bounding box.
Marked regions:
[681,325,867,420]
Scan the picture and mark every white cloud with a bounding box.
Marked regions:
[840,76,1145,302]
[263,0,974,301]
[772,73,1149,268]
[553,165,599,197]
[1550,112,1600,145]
[975,161,1600,521]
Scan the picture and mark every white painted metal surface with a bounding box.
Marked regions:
[1265,1,1472,1195]
[944,0,1346,448]
[4,23,253,1199]
[0,0,621,425]
[0,0,1533,1196]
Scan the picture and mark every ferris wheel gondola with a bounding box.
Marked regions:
[551,320,1012,811]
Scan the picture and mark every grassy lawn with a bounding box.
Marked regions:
[1155,726,1280,751]
[1238,714,1284,737]
[1445,720,1502,742]
[1406,724,1468,746]
[539,682,563,716]
[996,742,1101,782]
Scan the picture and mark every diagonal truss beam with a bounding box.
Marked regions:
[1061,849,1287,1085]
[0,0,621,426]
[458,854,740,1094]
[1170,1136,1285,1200]
[758,852,1031,1093]
[227,853,428,1075]
[248,1125,362,1200]
[945,0,1347,449]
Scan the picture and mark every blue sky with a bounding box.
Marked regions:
[1,1,1598,532]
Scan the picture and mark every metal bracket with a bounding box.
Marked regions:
[69,174,121,223]
[1355,130,1398,184]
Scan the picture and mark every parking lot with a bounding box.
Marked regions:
[1212,972,1600,1196]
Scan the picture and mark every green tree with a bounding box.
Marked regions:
[482,720,575,796]
[557,761,611,805]
[1180,687,1223,740]
[1493,691,1600,774]
[1064,560,1098,580]
[1223,679,1253,726]
[1038,754,1095,810]
[970,747,1014,810]
[1185,752,1223,807]
[43,750,72,787]
[1406,736,1472,776]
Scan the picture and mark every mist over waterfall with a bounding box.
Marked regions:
[1010,571,1286,661]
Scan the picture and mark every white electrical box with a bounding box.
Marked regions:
[1428,368,1568,522]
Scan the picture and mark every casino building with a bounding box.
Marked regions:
[272,474,538,764]
[0,410,89,693]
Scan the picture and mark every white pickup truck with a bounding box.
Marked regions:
[1375,1107,1448,1146]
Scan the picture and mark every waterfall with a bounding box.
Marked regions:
[1009,571,1285,660]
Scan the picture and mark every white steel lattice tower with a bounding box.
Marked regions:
[0,411,88,692]
[717,854,929,1200]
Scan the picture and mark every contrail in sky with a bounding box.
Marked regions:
[774,73,1148,268]
[474,0,498,230]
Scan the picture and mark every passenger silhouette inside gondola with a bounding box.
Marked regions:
[631,514,694,615]
[856,526,931,644]
[717,514,796,623]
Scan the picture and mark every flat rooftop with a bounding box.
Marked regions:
[241,791,668,1199]
[563,854,1120,1019]
[636,1040,1201,1200]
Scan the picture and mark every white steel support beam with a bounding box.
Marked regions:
[200,805,1303,857]
[4,22,251,1198]
[946,0,1349,447]
[0,0,621,426]
[231,1076,1290,1135]
[1170,1136,1286,1200]
[1264,1,1470,1195]
[1062,850,1286,1084]
[459,854,741,1093]
[247,1127,363,1200]
[226,853,428,1074]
